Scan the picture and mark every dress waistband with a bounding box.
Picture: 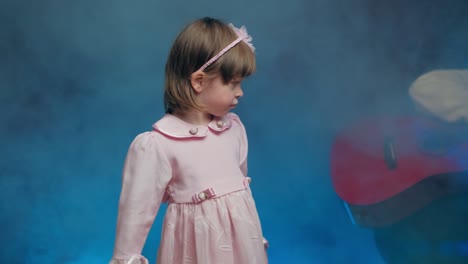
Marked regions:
[167,176,251,204]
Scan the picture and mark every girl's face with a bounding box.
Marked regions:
[198,74,244,117]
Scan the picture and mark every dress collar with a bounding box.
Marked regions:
[153,113,233,138]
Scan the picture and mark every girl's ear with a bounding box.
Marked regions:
[190,71,205,93]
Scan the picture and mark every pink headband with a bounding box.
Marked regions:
[196,23,255,73]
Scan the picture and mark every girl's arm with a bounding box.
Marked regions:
[237,115,248,178]
[236,115,269,250]
[109,132,172,264]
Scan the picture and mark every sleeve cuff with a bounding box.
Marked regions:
[109,255,149,264]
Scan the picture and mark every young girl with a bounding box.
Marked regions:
[109,17,268,264]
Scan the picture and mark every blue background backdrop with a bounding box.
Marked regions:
[1,0,468,263]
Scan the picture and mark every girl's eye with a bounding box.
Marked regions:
[231,82,241,89]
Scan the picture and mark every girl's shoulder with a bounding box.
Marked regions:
[227,112,247,133]
[227,112,246,125]
[129,130,164,148]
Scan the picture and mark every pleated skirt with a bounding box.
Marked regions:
[157,189,268,264]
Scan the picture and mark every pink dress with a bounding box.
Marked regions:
[109,113,268,264]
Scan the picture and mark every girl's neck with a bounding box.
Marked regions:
[172,109,214,126]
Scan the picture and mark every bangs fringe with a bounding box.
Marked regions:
[210,41,256,83]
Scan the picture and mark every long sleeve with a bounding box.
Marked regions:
[235,116,269,249]
[110,132,172,264]
[238,118,249,177]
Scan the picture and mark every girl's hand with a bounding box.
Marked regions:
[263,237,269,250]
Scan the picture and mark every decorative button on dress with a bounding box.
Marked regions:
[109,113,268,264]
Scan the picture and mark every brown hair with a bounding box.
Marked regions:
[164,17,256,113]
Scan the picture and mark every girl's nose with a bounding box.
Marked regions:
[236,87,244,98]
